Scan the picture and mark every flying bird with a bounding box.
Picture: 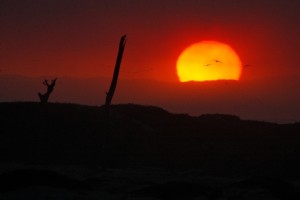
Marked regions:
[214,59,223,63]
[203,64,212,67]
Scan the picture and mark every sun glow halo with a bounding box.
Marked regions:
[176,41,242,82]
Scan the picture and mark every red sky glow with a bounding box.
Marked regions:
[0,0,299,122]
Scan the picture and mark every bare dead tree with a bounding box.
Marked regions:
[104,35,127,117]
[38,78,57,103]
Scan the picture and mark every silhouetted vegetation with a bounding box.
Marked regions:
[38,78,57,103]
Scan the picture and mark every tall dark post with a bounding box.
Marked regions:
[105,35,127,116]
[38,78,57,103]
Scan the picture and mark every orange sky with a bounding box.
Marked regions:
[0,0,299,122]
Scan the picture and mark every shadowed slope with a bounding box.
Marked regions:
[0,169,87,193]
[130,181,222,200]
[0,102,300,178]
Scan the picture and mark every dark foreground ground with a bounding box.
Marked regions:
[0,102,300,199]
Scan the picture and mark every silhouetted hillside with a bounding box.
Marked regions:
[1,74,300,123]
[1,102,300,178]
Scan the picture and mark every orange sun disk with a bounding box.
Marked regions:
[176,41,242,82]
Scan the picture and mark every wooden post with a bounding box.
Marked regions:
[105,35,127,117]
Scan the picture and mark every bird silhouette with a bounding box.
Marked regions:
[214,59,223,63]
[203,64,212,67]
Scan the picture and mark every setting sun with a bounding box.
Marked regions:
[176,41,242,82]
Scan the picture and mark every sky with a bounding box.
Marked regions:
[0,0,300,122]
